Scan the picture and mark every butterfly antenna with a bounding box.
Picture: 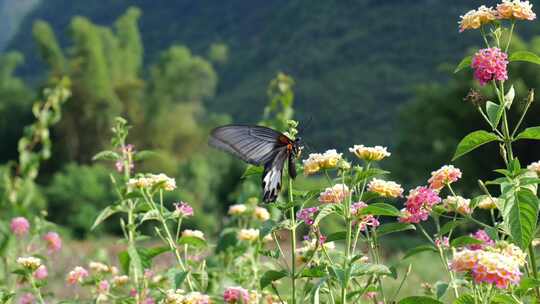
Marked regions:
[298,116,313,136]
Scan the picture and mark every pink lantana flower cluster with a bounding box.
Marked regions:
[468,229,495,250]
[428,165,462,191]
[297,207,319,226]
[450,242,525,289]
[223,286,251,304]
[399,186,441,223]
[471,47,509,86]
[350,202,380,231]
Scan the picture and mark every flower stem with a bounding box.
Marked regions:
[29,276,45,304]
[288,177,297,304]
[528,244,540,299]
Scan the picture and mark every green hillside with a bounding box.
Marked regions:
[6,0,540,149]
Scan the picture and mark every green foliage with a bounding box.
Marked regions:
[45,163,118,238]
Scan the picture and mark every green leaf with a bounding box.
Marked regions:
[260,220,277,237]
[351,263,391,276]
[399,296,443,304]
[178,236,207,248]
[503,189,539,249]
[486,101,503,128]
[118,251,130,274]
[313,204,343,226]
[450,236,483,248]
[403,245,437,259]
[454,55,472,73]
[167,269,188,289]
[133,150,158,161]
[260,270,288,289]
[515,278,540,295]
[452,130,499,161]
[438,219,466,236]
[491,294,521,304]
[92,150,120,161]
[216,229,238,253]
[509,50,540,65]
[311,278,327,304]
[453,294,475,304]
[127,244,143,280]
[357,203,400,217]
[376,222,415,237]
[434,281,448,300]
[91,205,122,230]
[241,165,263,178]
[138,246,169,269]
[300,266,327,278]
[325,231,347,242]
[515,126,540,141]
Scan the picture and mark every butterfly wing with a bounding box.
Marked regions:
[209,125,285,166]
[262,146,289,203]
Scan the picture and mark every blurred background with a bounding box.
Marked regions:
[2,0,540,240]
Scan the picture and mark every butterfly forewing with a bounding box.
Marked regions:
[209,125,285,165]
[209,124,298,203]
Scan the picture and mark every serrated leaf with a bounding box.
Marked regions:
[399,296,443,304]
[91,205,122,230]
[300,266,327,278]
[450,236,483,248]
[434,281,448,300]
[454,56,472,73]
[167,269,188,289]
[325,231,346,242]
[351,263,391,276]
[376,222,415,237]
[260,270,288,289]
[357,203,400,217]
[92,150,120,161]
[438,219,466,236]
[178,236,207,248]
[453,294,475,304]
[452,130,499,160]
[503,189,539,249]
[313,204,342,226]
[133,150,158,161]
[403,245,437,259]
[486,101,503,128]
[516,126,540,141]
[509,50,540,65]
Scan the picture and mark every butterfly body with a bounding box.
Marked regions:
[209,125,301,203]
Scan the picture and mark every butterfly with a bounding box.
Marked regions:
[209,124,302,203]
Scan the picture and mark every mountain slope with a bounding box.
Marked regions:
[7,0,540,149]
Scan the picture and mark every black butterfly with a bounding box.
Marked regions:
[209,125,302,203]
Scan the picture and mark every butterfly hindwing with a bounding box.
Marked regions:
[262,146,289,203]
[209,125,284,166]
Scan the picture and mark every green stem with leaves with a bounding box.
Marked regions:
[288,177,297,304]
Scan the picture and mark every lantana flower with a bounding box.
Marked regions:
[33,265,48,280]
[527,160,540,175]
[10,217,30,236]
[17,257,42,270]
[297,207,319,225]
[496,0,536,20]
[459,5,497,32]
[165,289,210,304]
[319,184,350,203]
[67,266,89,285]
[89,261,112,274]
[128,173,176,191]
[350,202,379,231]
[302,149,344,175]
[367,179,403,198]
[468,229,495,250]
[399,186,441,223]
[349,145,390,161]
[471,48,509,86]
[182,229,205,240]
[112,275,129,287]
[428,165,462,191]
[477,196,498,209]
[443,195,472,215]
[174,202,194,217]
[435,236,450,249]
[228,204,247,216]
[238,229,259,241]
[223,286,250,304]
[43,232,62,253]
[253,207,270,221]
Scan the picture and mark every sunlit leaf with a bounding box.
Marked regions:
[509,50,540,65]
[376,222,415,237]
[452,130,499,160]
[260,270,288,289]
[454,56,472,73]
[403,245,437,259]
[515,126,540,141]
